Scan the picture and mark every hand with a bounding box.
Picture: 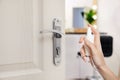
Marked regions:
[79,24,106,69]
[79,24,118,80]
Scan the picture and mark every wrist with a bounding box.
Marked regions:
[96,64,119,80]
[97,64,108,71]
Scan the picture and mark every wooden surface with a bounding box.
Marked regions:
[65,28,87,34]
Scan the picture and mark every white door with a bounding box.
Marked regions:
[0,0,65,80]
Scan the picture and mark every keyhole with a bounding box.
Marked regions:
[56,47,60,55]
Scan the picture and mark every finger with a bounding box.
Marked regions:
[80,46,86,62]
[88,24,102,51]
[88,24,100,42]
[79,36,85,43]
[89,56,94,66]
[84,38,95,49]
[88,24,99,35]
[84,38,97,55]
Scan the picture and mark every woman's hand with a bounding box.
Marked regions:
[79,24,118,80]
[79,24,106,69]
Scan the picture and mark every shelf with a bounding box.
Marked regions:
[65,28,87,34]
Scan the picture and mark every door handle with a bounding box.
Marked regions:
[40,18,63,66]
[40,29,63,37]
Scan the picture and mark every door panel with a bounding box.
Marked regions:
[0,0,43,79]
[0,0,65,80]
[0,0,33,65]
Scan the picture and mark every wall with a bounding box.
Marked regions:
[65,35,94,79]
[98,0,120,76]
[65,0,93,29]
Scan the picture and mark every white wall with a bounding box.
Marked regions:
[65,35,94,79]
[98,0,120,76]
[65,0,93,29]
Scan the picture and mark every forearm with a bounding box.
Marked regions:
[118,68,120,80]
[97,65,118,80]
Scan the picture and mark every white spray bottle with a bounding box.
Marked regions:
[85,27,94,62]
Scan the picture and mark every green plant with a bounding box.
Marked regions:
[84,9,97,25]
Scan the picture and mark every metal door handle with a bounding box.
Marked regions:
[40,18,63,66]
[40,29,64,37]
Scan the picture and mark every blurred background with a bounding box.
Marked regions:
[65,0,120,80]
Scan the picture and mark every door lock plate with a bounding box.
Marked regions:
[53,18,62,66]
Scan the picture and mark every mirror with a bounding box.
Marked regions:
[65,0,97,33]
